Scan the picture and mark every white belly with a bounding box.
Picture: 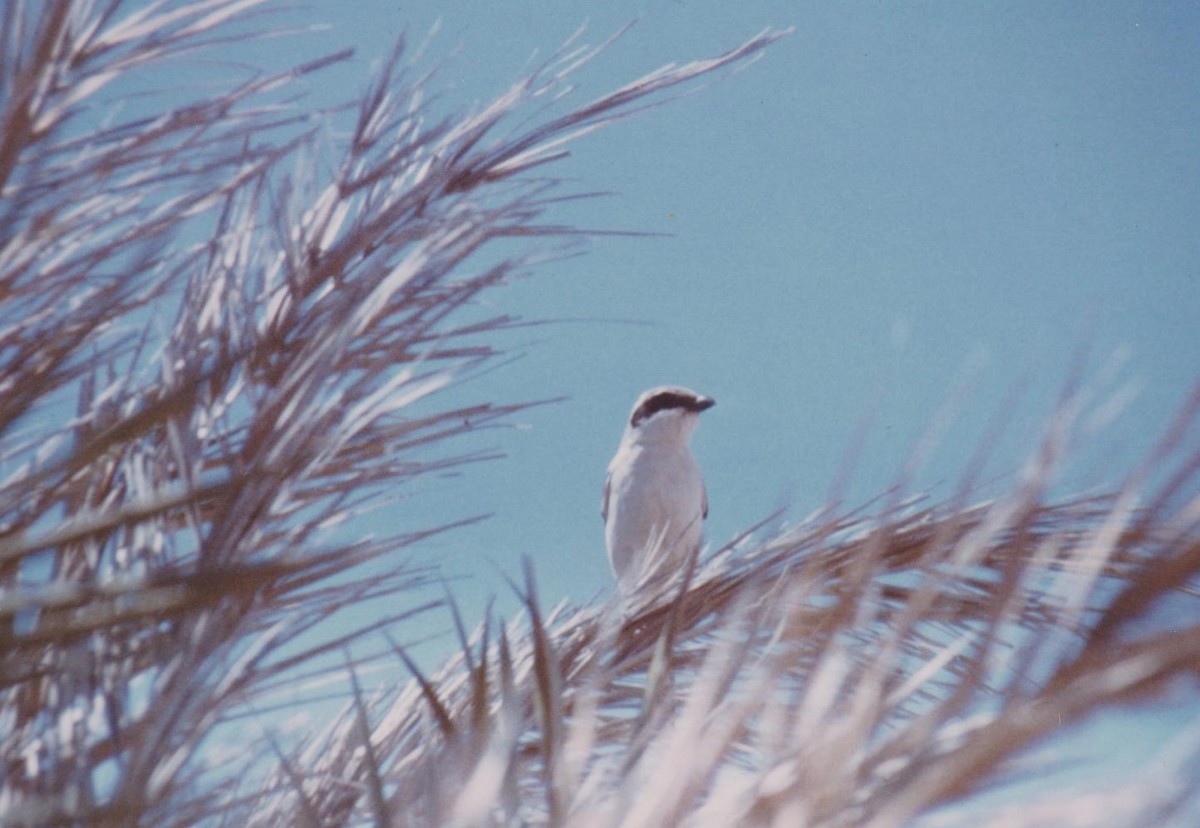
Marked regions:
[605,444,705,591]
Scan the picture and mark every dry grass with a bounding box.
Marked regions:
[1,2,1198,827]
[275,384,1199,827]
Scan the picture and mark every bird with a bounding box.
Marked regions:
[602,386,715,593]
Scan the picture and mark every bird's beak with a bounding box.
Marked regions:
[693,396,715,413]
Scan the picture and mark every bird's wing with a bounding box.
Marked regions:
[702,481,709,520]
[601,469,612,522]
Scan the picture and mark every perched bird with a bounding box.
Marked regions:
[602,386,715,593]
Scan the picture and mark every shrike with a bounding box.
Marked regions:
[602,386,715,593]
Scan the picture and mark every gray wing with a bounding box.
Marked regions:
[601,469,612,522]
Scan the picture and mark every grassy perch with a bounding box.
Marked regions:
[1,2,1197,826]
[279,385,1200,827]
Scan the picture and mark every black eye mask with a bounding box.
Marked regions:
[631,392,714,427]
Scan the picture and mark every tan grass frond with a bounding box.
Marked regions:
[0,3,790,824]
[272,381,1199,826]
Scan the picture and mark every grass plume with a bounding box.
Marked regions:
[268,382,1200,826]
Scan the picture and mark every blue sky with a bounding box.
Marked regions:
[107,0,1200,813]
[140,0,1199,639]
[252,2,1200,613]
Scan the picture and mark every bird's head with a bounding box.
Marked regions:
[624,385,715,443]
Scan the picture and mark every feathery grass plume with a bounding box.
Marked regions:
[266,378,1200,826]
[0,1,790,824]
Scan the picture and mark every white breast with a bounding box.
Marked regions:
[604,440,705,592]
